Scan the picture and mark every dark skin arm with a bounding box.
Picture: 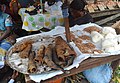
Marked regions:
[11,70,19,79]
[0,26,12,41]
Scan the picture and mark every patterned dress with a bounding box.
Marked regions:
[0,12,13,56]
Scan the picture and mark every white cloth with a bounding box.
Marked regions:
[18,7,64,31]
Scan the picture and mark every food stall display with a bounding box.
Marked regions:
[6,23,120,82]
[86,0,120,13]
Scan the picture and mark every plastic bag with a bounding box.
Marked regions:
[83,64,113,83]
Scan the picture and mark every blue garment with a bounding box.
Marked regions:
[0,12,13,31]
[62,8,69,18]
[83,64,113,83]
[0,12,13,55]
[0,40,12,51]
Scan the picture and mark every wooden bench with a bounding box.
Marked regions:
[90,8,120,25]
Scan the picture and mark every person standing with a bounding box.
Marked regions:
[69,0,93,27]
[62,0,113,83]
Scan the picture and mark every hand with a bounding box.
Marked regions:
[11,70,19,79]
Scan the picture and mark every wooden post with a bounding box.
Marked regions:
[62,0,71,43]
[64,17,71,42]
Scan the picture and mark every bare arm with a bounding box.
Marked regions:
[0,26,12,41]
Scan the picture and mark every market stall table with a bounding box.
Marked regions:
[18,8,64,31]
[90,8,120,18]
[91,8,120,25]
[6,23,120,82]
[86,0,120,25]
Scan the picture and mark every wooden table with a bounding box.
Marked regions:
[90,8,120,18]
[90,8,120,25]
[41,55,120,83]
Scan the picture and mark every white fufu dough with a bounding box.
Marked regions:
[104,44,120,53]
[102,39,118,48]
[104,46,115,53]
[114,44,120,51]
[116,35,120,44]
[102,27,116,35]
[91,31,104,43]
[104,33,116,39]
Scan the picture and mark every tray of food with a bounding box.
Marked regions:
[71,25,120,57]
[6,34,76,74]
